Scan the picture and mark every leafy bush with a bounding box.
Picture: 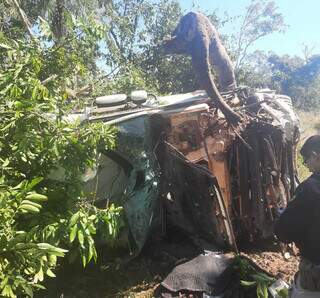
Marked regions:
[236,256,275,298]
[0,17,123,298]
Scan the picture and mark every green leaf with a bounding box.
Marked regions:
[262,283,268,298]
[25,193,47,202]
[34,266,44,282]
[240,280,257,287]
[69,224,78,243]
[36,243,68,257]
[12,181,25,190]
[31,85,39,100]
[108,222,114,236]
[46,268,56,278]
[37,243,66,252]
[257,283,264,298]
[93,245,97,262]
[1,159,9,168]
[19,204,40,213]
[14,243,38,250]
[27,177,44,190]
[0,277,9,288]
[81,252,87,267]
[21,284,33,298]
[48,254,57,266]
[69,212,80,227]
[77,229,84,247]
[2,284,15,298]
[88,241,93,263]
[21,200,42,209]
[0,43,12,50]
[32,284,45,290]
[252,273,274,283]
[14,65,23,79]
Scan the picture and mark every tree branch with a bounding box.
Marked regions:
[41,75,58,85]
[236,32,266,70]
[11,0,34,38]
[109,28,122,53]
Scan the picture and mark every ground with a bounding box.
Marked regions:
[40,240,300,297]
[242,251,299,283]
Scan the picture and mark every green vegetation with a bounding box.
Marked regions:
[236,256,275,298]
[0,3,122,297]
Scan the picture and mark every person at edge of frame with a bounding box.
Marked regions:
[275,135,320,297]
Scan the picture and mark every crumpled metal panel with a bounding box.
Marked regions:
[85,115,160,254]
[159,142,229,248]
[114,116,160,252]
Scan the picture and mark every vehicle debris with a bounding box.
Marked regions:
[81,86,299,255]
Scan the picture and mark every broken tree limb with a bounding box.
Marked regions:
[11,0,34,38]
[41,75,58,85]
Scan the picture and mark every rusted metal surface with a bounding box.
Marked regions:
[156,89,299,250]
[157,139,237,252]
[165,106,235,214]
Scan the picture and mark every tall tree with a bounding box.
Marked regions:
[268,54,320,108]
[231,0,286,72]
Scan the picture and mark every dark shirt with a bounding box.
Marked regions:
[275,172,320,264]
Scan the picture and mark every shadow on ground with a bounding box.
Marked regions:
[37,234,201,298]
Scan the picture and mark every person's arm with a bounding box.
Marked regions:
[275,182,314,244]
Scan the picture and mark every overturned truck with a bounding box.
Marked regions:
[84,12,300,255]
[85,86,299,255]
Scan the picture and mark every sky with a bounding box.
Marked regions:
[179,0,320,57]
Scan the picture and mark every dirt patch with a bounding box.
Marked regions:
[242,251,299,283]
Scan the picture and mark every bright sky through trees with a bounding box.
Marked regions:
[180,0,320,57]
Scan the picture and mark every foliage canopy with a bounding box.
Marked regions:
[0,3,123,297]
